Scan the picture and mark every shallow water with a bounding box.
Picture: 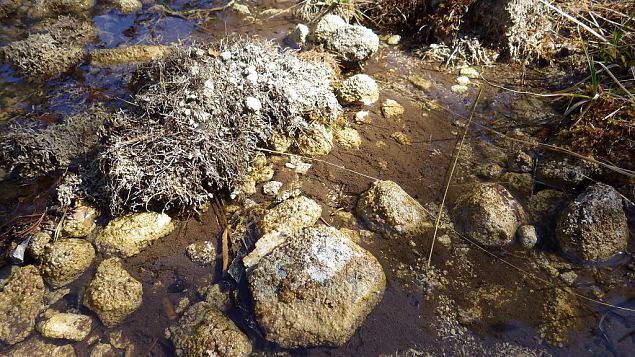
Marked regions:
[1,1,634,356]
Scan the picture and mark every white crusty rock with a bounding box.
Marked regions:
[186,241,217,266]
[111,0,141,14]
[37,312,92,341]
[336,74,379,105]
[166,302,252,357]
[262,181,283,196]
[40,238,95,288]
[452,183,526,247]
[0,266,45,345]
[556,183,628,261]
[95,212,174,258]
[248,226,385,348]
[83,258,143,326]
[356,180,430,238]
[244,196,322,268]
[314,14,379,63]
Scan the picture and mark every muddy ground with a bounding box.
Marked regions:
[1,0,634,356]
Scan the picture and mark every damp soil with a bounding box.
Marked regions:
[1,1,635,356]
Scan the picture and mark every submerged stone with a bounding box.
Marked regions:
[166,302,252,357]
[37,312,92,341]
[556,183,628,262]
[0,266,45,345]
[90,45,172,66]
[40,238,95,288]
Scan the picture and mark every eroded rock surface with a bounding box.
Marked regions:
[452,183,526,247]
[296,122,334,157]
[166,302,252,357]
[248,226,385,348]
[0,266,45,345]
[28,0,94,19]
[556,183,628,261]
[62,201,99,237]
[95,212,174,258]
[40,238,95,288]
[356,180,430,239]
[83,258,143,326]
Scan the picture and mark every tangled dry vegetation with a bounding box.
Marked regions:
[1,38,342,214]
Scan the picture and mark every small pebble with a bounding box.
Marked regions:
[517,225,538,249]
[386,35,401,45]
[456,76,471,86]
[263,181,283,196]
[451,85,468,94]
[460,67,480,79]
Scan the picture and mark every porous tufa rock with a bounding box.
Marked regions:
[262,181,283,196]
[381,99,404,118]
[452,183,526,247]
[28,0,94,19]
[556,183,628,262]
[336,74,379,105]
[111,0,142,14]
[186,241,216,266]
[40,238,95,288]
[166,302,252,357]
[296,122,334,157]
[517,225,538,249]
[83,258,143,326]
[37,312,92,341]
[314,15,379,63]
[95,212,174,258]
[248,226,385,348]
[1,33,84,79]
[90,45,172,66]
[0,266,45,345]
[356,180,430,239]
[335,127,361,149]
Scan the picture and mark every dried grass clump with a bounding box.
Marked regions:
[0,107,107,179]
[99,38,341,213]
[295,0,364,23]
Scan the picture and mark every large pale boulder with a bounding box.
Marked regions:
[248,226,385,348]
[82,258,143,326]
[356,180,431,238]
[452,183,526,247]
[166,302,252,357]
[0,266,45,345]
[556,183,628,261]
[40,238,95,288]
[37,312,92,341]
[95,212,174,258]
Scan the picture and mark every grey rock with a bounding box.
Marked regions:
[287,24,309,47]
[556,183,628,261]
[453,183,526,247]
[166,302,251,357]
[248,226,385,348]
[535,156,599,188]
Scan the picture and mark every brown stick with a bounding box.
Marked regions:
[221,225,230,273]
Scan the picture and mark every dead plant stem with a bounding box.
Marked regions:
[427,88,482,267]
